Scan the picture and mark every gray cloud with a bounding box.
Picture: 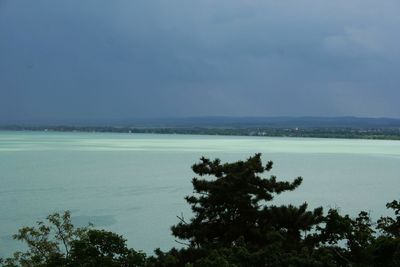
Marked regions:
[1,0,399,124]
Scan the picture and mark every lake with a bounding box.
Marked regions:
[0,131,399,257]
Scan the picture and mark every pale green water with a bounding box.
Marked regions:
[0,131,399,257]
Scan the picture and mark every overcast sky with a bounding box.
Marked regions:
[1,0,399,124]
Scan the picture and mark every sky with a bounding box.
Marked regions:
[1,0,400,124]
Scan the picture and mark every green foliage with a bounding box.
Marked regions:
[377,200,400,237]
[68,229,146,267]
[1,211,87,266]
[171,153,316,250]
[1,211,146,267]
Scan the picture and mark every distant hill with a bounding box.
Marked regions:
[2,116,400,129]
[119,116,400,129]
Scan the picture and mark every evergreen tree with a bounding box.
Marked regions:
[171,154,323,251]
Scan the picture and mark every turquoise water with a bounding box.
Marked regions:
[1,131,399,257]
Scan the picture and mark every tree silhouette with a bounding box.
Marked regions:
[171,153,323,250]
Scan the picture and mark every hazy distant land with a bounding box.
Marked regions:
[1,116,400,140]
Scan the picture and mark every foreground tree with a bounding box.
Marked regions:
[172,154,322,247]
[68,230,146,267]
[165,154,326,265]
[1,211,146,267]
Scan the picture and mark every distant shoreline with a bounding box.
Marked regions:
[1,125,400,140]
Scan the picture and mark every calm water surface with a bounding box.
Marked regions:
[0,131,399,256]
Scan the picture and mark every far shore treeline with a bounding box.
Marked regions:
[1,154,399,266]
[2,117,400,140]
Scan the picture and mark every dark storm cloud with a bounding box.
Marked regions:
[1,0,399,123]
